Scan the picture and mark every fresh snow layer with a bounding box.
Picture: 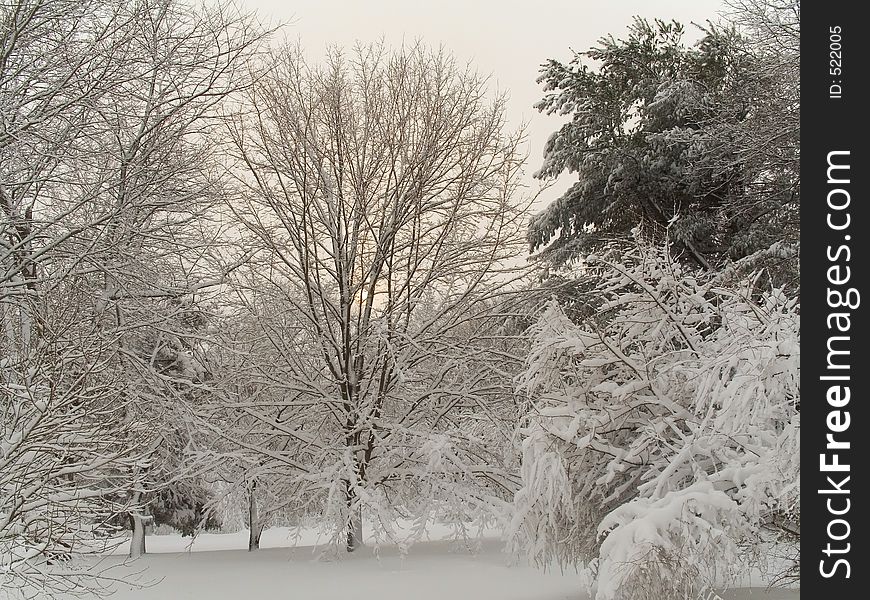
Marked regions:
[85,527,799,600]
[100,538,583,600]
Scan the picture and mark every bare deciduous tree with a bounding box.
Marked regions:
[2,0,266,591]
[217,42,531,552]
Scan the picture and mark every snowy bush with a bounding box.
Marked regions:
[509,239,799,599]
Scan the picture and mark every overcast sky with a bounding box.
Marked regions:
[240,0,726,210]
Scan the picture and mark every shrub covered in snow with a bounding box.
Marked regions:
[509,239,799,599]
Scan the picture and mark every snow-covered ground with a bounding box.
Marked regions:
[84,527,800,600]
[101,538,581,600]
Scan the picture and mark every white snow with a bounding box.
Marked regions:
[81,527,798,600]
[96,531,584,600]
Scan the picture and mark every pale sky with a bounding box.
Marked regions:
[239,0,726,210]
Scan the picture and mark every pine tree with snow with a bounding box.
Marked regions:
[530,13,799,284]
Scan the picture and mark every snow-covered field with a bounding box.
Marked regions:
[88,528,799,600]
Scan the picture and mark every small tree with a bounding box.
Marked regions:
[193,307,311,552]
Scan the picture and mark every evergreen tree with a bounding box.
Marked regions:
[530,16,798,280]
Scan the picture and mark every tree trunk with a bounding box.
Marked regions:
[128,491,146,558]
[129,515,146,558]
[344,480,363,552]
[248,482,262,551]
[346,512,363,553]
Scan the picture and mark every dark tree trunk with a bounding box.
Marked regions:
[248,481,263,551]
[344,479,363,552]
[128,491,146,558]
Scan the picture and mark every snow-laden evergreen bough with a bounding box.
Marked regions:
[510,241,799,600]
